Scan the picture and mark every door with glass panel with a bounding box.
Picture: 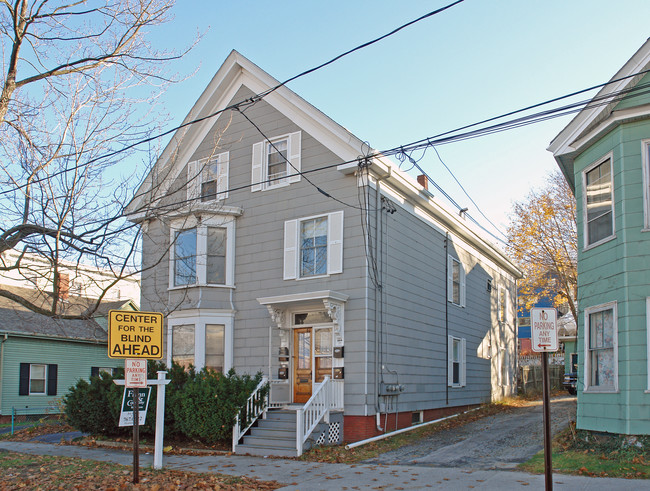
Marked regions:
[293,328,312,403]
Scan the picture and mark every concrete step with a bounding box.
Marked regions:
[249,427,294,439]
[264,411,297,422]
[234,443,299,458]
[242,435,296,449]
[257,419,295,430]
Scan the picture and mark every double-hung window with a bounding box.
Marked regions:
[170,216,234,288]
[168,314,232,373]
[251,131,301,191]
[584,302,617,391]
[173,228,197,286]
[19,363,57,396]
[187,153,229,203]
[583,155,614,247]
[283,211,344,280]
[447,255,466,307]
[300,217,328,277]
[448,336,466,387]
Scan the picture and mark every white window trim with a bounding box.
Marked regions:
[251,131,301,192]
[583,301,618,393]
[29,364,47,395]
[498,287,507,323]
[168,215,235,289]
[447,335,466,388]
[284,211,344,280]
[642,140,650,231]
[447,255,466,307]
[582,152,616,250]
[187,152,230,202]
[167,311,234,372]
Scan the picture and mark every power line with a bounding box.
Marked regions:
[113,75,650,231]
[234,107,362,210]
[1,2,464,198]
[430,146,507,239]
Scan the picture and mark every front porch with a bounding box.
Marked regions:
[233,376,344,457]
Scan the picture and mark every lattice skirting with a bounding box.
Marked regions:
[315,420,343,446]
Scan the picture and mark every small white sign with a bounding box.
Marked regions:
[531,307,558,352]
[125,359,147,388]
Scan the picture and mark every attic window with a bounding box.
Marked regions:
[487,279,492,293]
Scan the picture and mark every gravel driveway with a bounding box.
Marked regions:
[363,396,576,470]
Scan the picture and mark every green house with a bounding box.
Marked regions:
[549,39,650,435]
[0,286,134,420]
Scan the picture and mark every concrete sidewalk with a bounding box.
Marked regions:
[1,440,645,490]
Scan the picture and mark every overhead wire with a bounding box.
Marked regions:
[120,74,650,231]
[0,1,465,197]
[233,107,362,210]
[431,145,507,239]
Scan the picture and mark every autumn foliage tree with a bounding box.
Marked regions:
[507,171,577,321]
[0,1,189,318]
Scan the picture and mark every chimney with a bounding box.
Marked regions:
[416,174,428,190]
[57,273,69,300]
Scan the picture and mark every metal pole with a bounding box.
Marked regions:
[133,387,139,484]
[542,351,552,491]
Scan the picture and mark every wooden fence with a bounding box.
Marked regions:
[517,365,565,394]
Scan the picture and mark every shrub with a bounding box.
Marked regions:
[172,368,266,443]
[64,362,265,444]
[63,371,125,435]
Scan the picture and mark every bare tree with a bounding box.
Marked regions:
[0,0,190,318]
[507,171,578,321]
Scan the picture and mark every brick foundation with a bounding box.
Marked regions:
[343,404,479,443]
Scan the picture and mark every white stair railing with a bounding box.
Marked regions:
[232,377,268,452]
[296,376,331,456]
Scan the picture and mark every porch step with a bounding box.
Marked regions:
[234,409,325,458]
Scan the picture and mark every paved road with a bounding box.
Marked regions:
[364,396,577,470]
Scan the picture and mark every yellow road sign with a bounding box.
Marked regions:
[108,311,163,359]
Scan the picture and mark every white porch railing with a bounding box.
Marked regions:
[297,376,342,456]
[232,377,268,452]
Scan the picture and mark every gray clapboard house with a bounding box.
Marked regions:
[126,50,521,455]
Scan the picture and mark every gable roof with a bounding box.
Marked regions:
[126,50,380,217]
[127,50,521,278]
[0,285,136,343]
[548,38,650,189]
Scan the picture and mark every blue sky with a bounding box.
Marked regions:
[146,0,650,240]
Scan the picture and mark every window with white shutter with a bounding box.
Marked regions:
[186,152,229,202]
[251,131,301,192]
[284,211,344,280]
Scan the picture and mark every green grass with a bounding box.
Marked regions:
[519,425,650,479]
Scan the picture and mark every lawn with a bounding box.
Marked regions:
[0,451,280,490]
[519,423,650,479]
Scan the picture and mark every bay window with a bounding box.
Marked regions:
[169,216,234,288]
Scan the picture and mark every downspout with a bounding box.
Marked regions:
[0,333,7,410]
[374,176,383,431]
[445,233,449,406]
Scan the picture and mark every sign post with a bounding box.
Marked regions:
[109,311,162,484]
[531,307,558,491]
